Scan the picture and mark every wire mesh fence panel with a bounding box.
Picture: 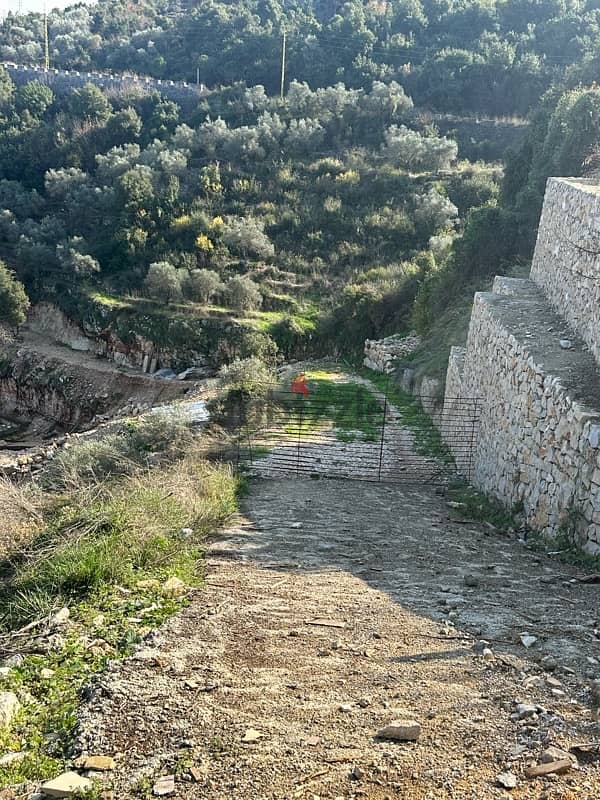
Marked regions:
[235,389,481,485]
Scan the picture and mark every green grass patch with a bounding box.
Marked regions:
[528,510,600,573]
[85,289,134,310]
[277,374,383,442]
[445,480,520,531]
[244,306,319,335]
[0,434,240,788]
[360,367,453,461]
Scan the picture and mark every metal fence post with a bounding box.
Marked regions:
[235,397,242,469]
[377,396,387,481]
[296,398,304,475]
[246,423,253,467]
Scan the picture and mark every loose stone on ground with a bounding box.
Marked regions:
[40,772,92,798]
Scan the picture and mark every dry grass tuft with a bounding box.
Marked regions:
[0,477,43,558]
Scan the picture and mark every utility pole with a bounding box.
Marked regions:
[43,4,50,70]
[280,26,286,100]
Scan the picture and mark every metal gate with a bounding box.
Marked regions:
[234,386,481,485]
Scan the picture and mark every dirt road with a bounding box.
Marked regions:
[77,476,600,799]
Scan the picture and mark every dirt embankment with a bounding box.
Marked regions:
[0,333,191,474]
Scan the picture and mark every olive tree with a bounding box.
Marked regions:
[143,261,182,303]
[183,269,223,304]
[225,276,262,313]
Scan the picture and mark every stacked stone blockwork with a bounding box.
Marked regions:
[443,178,600,553]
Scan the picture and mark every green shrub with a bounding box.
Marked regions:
[42,414,190,490]
[218,355,275,397]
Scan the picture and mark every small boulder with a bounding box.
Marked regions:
[161,576,186,598]
[0,751,26,766]
[241,728,262,743]
[2,654,23,668]
[0,692,20,729]
[496,771,518,789]
[540,746,575,765]
[376,720,421,741]
[152,369,177,380]
[541,654,558,671]
[76,755,116,771]
[514,703,538,720]
[40,771,92,797]
[525,759,572,778]
[50,607,70,627]
[152,775,175,797]
[520,633,538,649]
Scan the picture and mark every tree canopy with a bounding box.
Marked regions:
[0,0,596,360]
[0,261,30,328]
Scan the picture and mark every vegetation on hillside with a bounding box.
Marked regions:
[0,260,29,328]
[2,0,599,118]
[0,0,598,371]
[1,0,600,785]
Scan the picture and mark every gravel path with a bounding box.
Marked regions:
[246,372,470,484]
[77,477,600,799]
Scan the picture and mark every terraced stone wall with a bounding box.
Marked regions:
[3,62,206,108]
[443,286,600,553]
[441,178,600,553]
[531,178,600,366]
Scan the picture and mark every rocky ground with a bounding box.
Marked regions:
[74,473,600,799]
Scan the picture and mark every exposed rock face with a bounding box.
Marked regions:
[27,302,216,376]
[363,333,421,374]
[28,303,92,353]
[28,302,160,372]
[0,341,188,475]
[441,177,600,554]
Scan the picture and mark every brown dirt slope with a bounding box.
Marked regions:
[77,477,600,799]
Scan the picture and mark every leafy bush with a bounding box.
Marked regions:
[0,260,29,327]
[218,355,275,397]
[183,268,223,303]
[42,413,190,490]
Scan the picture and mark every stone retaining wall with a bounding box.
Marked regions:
[440,177,600,553]
[363,333,421,373]
[3,62,207,108]
[443,284,600,553]
[531,178,600,367]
